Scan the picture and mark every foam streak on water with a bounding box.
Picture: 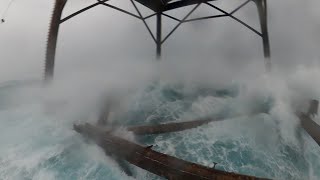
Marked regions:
[0,79,320,180]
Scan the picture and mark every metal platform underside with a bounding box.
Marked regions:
[133,0,215,12]
[44,0,271,81]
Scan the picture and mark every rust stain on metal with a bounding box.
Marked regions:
[308,100,319,117]
[127,118,216,135]
[297,100,320,146]
[45,0,67,81]
[74,123,270,180]
[126,114,259,135]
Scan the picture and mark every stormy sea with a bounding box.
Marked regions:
[1,0,320,178]
[0,72,320,180]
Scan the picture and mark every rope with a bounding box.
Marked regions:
[1,0,17,23]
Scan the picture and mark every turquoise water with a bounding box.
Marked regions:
[0,80,320,180]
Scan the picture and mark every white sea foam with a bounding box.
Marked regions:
[1,65,320,180]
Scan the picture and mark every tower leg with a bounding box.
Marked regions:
[254,0,271,72]
[45,0,67,82]
[156,13,162,59]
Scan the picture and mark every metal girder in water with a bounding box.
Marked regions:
[126,115,258,135]
[127,118,216,135]
[74,123,270,180]
[297,100,320,146]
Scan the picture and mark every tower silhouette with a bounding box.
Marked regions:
[45,0,270,81]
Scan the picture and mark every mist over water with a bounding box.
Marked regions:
[1,0,320,179]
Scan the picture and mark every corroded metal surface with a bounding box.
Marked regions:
[298,112,320,146]
[127,118,221,135]
[74,123,270,180]
[297,100,320,146]
[45,0,67,81]
[308,100,319,116]
[254,0,271,71]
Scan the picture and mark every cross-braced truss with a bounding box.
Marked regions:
[42,2,320,179]
[45,0,271,81]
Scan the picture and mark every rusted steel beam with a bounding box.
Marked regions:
[297,100,320,146]
[298,113,320,146]
[74,123,269,180]
[127,118,221,135]
[45,0,67,82]
[156,13,162,59]
[253,0,271,72]
[308,100,319,116]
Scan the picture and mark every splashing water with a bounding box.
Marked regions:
[0,78,320,180]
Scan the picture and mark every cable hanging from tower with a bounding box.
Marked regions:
[1,0,17,23]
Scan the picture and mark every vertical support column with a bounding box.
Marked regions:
[254,0,271,72]
[45,0,67,82]
[156,12,162,59]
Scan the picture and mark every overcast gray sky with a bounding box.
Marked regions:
[0,0,319,83]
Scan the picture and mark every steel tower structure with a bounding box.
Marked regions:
[45,0,270,81]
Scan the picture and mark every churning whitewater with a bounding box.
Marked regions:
[1,0,320,179]
[1,75,320,180]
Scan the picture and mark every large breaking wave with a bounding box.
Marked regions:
[0,74,320,180]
